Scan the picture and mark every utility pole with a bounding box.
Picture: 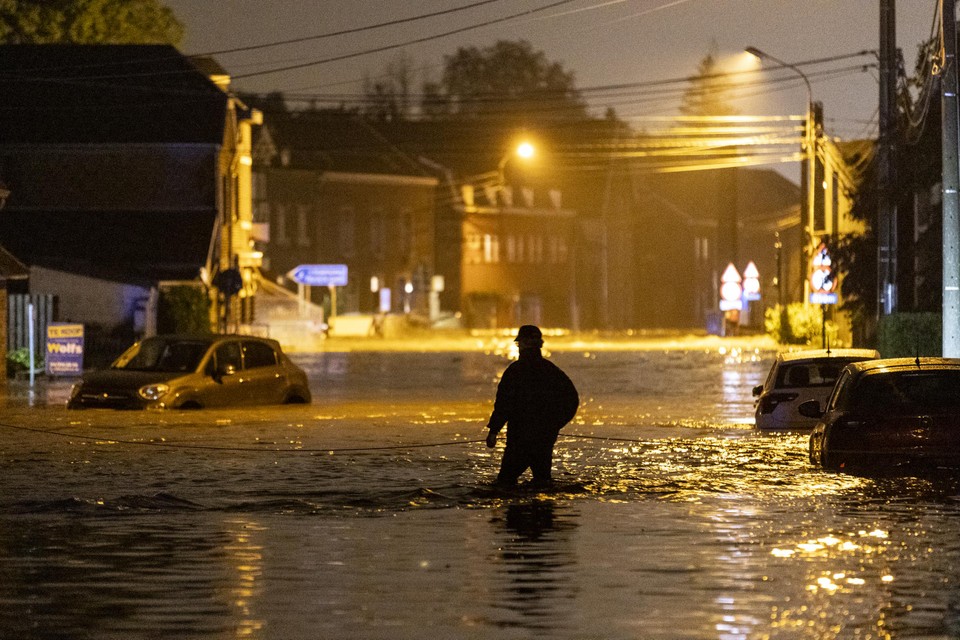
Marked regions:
[942,0,960,357]
[877,0,898,318]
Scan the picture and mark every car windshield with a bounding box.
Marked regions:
[848,369,960,413]
[112,338,212,373]
[775,358,864,389]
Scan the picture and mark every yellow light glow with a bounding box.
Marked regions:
[517,141,535,159]
[239,155,252,166]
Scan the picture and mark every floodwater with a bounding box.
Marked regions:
[1,343,959,639]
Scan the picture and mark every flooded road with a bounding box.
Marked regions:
[1,344,959,639]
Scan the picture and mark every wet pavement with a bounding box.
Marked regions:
[1,338,959,638]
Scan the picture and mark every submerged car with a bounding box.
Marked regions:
[68,334,311,409]
[753,348,880,430]
[805,358,960,471]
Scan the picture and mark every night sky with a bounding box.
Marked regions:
[166,0,937,178]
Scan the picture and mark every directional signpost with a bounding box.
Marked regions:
[288,264,349,327]
[289,264,348,287]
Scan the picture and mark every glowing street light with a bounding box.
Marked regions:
[746,46,817,304]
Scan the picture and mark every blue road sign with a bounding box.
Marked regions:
[289,264,348,287]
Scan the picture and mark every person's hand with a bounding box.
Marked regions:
[485,431,497,448]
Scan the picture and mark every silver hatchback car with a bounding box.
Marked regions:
[753,348,879,430]
[68,334,311,410]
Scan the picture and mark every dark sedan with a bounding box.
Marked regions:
[68,334,311,409]
[804,358,960,472]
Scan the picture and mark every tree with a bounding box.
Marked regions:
[362,53,415,122]
[423,39,587,123]
[0,0,183,46]
[837,32,943,335]
[679,45,740,117]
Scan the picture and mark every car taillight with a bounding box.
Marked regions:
[759,392,799,414]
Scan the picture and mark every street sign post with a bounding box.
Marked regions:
[288,264,348,287]
[719,263,743,311]
[45,323,84,377]
[808,243,838,305]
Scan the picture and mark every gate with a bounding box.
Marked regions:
[7,293,57,352]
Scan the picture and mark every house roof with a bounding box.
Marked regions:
[0,45,227,144]
[0,243,28,280]
[258,110,430,176]
[0,209,216,285]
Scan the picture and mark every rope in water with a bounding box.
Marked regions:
[0,420,650,453]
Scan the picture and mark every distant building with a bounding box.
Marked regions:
[251,111,438,330]
[0,45,260,344]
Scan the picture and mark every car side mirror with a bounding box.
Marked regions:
[752,384,764,397]
[215,363,237,381]
[798,399,823,419]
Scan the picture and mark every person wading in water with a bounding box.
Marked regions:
[485,325,579,485]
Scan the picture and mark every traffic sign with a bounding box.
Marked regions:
[289,264,348,287]
[808,243,838,305]
[742,261,761,301]
[719,263,743,311]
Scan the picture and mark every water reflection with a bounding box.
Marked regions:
[0,515,234,637]
[489,500,579,634]
[225,518,267,638]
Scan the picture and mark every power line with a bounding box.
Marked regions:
[190,0,510,57]
[230,0,581,81]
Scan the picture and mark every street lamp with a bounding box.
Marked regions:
[746,46,817,304]
[496,139,536,187]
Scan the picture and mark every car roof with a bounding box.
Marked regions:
[776,348,880,363]
[846,357,960,374]
[145,334,282,347]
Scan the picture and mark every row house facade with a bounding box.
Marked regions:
[0,45,260,343]
[455,180,577,328]
[251,113,439,323]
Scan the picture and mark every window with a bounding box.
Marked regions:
[296,205,310,247]
[483,234,499,263]
[527,235,543,263]
[396,211,411,260]
[338,206,355,257]
[274,204,290,246]
[505,235,516,263]
[243,341,278,369]
[370,209,386,259]
[213,342,242,373]
[466,233,482,264]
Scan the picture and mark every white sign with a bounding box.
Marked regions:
[720,263,743,311]
[289,264,348,287]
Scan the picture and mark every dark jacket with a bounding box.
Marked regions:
[487,349,579,440]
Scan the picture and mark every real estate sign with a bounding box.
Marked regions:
[46,323,84,377]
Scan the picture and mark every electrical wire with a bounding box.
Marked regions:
[0,419,657,453]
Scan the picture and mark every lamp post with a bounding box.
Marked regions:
[746,47,817,305]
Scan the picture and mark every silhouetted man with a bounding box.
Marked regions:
[485,325,579,485]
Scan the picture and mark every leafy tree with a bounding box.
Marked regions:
[679,45,740,117]
[423,39,587,123]
[837,31,943,338]
[0,0,183,46]
[362,53,415,122]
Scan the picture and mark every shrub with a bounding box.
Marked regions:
[764,303,840,347]
[158,286,212,334]
[6,347,43,377]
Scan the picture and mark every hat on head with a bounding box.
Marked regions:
[515,325,543,343]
